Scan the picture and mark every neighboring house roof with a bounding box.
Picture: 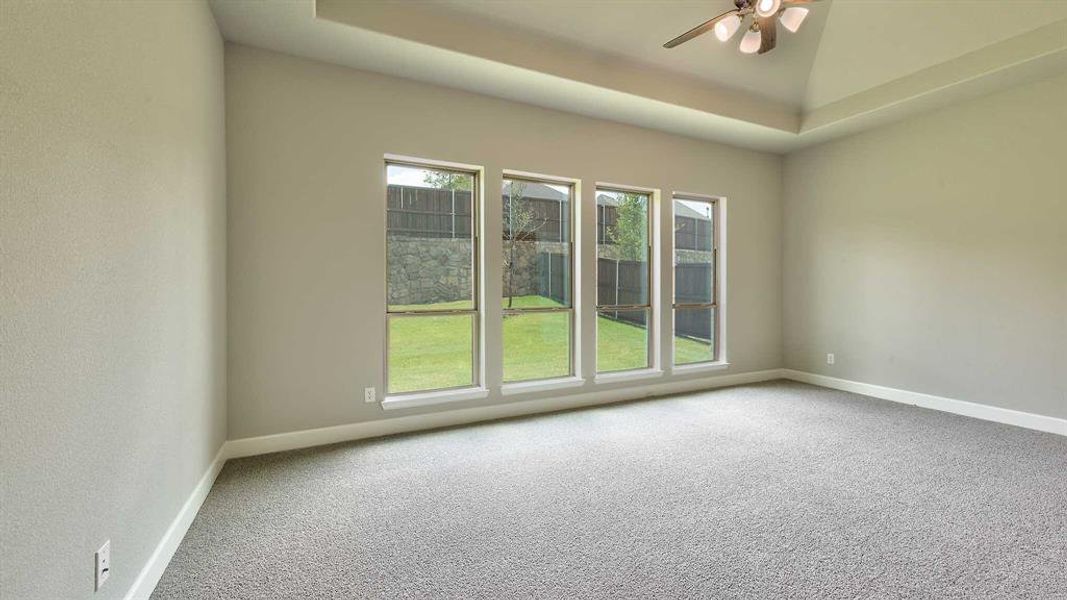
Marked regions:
[597,193,710,221]
[507,181,568,202]
[673,201,711,221]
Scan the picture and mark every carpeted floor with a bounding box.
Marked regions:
[152,381,1067,599]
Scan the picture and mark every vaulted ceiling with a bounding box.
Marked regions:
[211,0,1067,152]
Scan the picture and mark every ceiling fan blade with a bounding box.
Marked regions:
[663,10,739,48]
[757,15,777,54]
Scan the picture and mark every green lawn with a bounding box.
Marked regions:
[388,296,712,393]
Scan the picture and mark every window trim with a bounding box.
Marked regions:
[381,386,490,411]
[671,192,723,367]
[594,184,656,374]
[501,173,577,384]
[384,157,483,397]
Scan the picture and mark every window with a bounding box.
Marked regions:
[672,195,718,365]
[501,176,574,383]
[596,188,652,373]
[385,161,479,394]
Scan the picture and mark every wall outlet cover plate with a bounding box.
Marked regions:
[95,540,111,591]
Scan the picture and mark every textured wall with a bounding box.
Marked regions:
[784,72,1067,419]
[0,2,227,598]
[226,44,784,439]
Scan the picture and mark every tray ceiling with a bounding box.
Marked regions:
[210,0,1067,152]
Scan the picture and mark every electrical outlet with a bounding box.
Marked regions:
[364,387,376,403]
[826,353,835,365]
[95,540,110,591]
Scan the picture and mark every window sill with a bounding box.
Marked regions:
[500,376,585,396]
[381,387,489,411]
[594,368,664,384]
[671,361,730,375]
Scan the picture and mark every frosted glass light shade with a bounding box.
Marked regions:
[714,14,742,42]
[755,0,781,18]
[739,29,761,54]
[780,7,809,33]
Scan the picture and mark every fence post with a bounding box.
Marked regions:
[614,259,620,308]
[451,189,456,239]
[548,250,553,300]
[558,197,563,242]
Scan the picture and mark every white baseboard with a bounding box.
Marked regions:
[124,445,228,600]
[225,368,786,459]
[782,369,1066,437]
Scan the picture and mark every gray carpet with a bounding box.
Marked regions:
[153,381,1067,599]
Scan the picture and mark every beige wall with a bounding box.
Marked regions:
[225,44,784,439]
[0,2,227,598]
[784,73,1067,419]
[2,5,1062,597]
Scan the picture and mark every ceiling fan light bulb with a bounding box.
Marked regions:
[755,0,781,18]
[779,7,809,33]
[739,29,762,54]
[714,14,742,41]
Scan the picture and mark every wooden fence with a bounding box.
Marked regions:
[592,257,713,340]
[674,262,714,341]
[537,253,570,304]
[504,197,568,243]
[387,185,473,239]
[596,257,649,309]
[388,185,711,251]
[675,262,714,305]
[674,216,714,252]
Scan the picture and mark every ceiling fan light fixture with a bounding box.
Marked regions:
[755,0,782,18]
[713,13,742,41]
[779,7,809,33]
[738,28,762,54]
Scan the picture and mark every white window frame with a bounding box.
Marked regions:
[594,184,658,376]
[382,155,486,405]
[500,172,578,385]
[670,192,727,371]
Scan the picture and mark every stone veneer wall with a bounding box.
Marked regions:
[387,236,569,305]
[503,240,569,299]
[675,249,714,264]
[387,237,472,305]
[596,248,712,264]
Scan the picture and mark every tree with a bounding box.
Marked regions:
[423,171,472,191]
[502,181,541,308]
[608,193,647,261]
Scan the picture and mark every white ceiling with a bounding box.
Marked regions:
[210,0,1067,152]
[419,0,832,106]
[806,0,1067,108]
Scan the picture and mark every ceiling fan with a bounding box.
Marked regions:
[664,0,818,55]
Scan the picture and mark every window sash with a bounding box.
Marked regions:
[596,306,653,372]
[385,160,481,394]
[502,308,575,382]
[386,160,480,316]
[595,187,653,372]
[672,195,719,364]
[385,311,479,394]
[502,175,576,381]
[595,187,653,311]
